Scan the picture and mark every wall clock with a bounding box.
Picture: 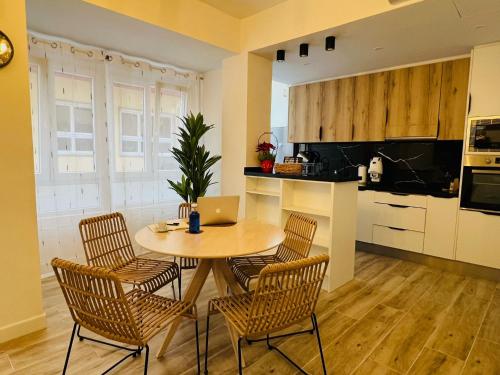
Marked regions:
[0,31,14,68]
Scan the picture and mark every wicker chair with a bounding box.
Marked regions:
[79,212,179,296]
[205,254,329,374]
[174,202,199,298]
[52,258,199,375]
[228,213,317,291]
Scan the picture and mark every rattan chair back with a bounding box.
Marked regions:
[246,254,329,337]
[178,202,191,219]
[79,212,135,269]
[276,213,317,262]
[52,258,142,346]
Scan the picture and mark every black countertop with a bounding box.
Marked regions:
[244,167,458,198]
[244,167,359,183]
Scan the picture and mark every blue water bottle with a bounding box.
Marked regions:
[189,203,200,233]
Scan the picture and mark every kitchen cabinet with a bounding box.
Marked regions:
[423,197,458,259]
[357,190,375,242]
[438,58,470,140]
[469,42,500,117]
[456,209,500,269]
[288,82,322,142]
[321,77,354,141]
[352,72,388,141]
[386,63,442,138]
[373,225,424,253]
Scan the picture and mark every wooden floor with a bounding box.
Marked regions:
[1,251,499,374]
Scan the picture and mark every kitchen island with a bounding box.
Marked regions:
[244,168,359,292]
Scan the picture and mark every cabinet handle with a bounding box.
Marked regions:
[388,226,406,231]
[388,204,409,208]
[468,94,472,114]
[319,126,323,141]
[389,192,410,196]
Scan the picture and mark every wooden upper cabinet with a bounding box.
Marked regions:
[321,77,354,142]
[288,83,322,142]
[352,72,388,141]
[386,63,442,138]
[438,58,470,140]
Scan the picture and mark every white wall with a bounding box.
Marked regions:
[202,68,223,196]
[270,80,293,163]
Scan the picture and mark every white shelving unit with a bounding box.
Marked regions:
[245,175,358,292]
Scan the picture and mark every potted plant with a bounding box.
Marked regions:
[256,132,277,173]
[167,112,221,203]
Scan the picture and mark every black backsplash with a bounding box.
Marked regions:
[294,140,463,194]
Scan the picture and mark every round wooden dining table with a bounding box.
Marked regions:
[135,219,286,362]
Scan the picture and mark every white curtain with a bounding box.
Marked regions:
[29,34,202,276]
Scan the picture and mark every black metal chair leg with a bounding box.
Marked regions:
[62,323,77,375]
[144,344,149,375]
[195,320,200,374]
[178,270,182,299]
[237,337,243,375]
[204,315,210,374]
[312,313,327,375]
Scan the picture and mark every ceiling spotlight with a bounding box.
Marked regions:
[276,49,285,62]
[373,46,384,51]
[299,43,309,57]
[325,36,336,51]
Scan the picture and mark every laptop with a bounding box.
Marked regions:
[197,196,240,226]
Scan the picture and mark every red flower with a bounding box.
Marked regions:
[256,141,276,152]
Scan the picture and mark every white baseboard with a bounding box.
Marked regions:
[0,313,47,344]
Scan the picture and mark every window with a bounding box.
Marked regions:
[54,72,95,173]
[119,109,144,156]
[113,83,145,172]
[29,64,41,174]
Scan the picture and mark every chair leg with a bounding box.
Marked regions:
[178,269,182,300]
[195,319,200,374]
[204,315,210,374]
[171,280,176,300]
[144,344,149,375]
[62,323,77,375]
[237,337,243,375]
[312,313,327,375]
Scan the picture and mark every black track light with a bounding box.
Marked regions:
[325,36,336,51]
[276,49,285,62]
[299,43,309,57]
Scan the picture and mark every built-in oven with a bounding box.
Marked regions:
[467,117,500,153]
[461,154,500,214]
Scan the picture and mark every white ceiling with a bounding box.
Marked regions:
[256,0,500,84]
[199,0,288,19]
[26,0,234,72]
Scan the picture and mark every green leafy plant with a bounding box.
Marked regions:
[167,112,221,203]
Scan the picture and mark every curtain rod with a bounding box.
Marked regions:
[29,31,201,80]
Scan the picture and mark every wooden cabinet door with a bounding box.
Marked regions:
[321,77,354,141]
[353,72,388,141]
[288,83,322,142]
[438,58,470,140]
[386,63,442,138]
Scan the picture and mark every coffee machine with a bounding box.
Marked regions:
[368,157,383,183]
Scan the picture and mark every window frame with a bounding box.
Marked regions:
[158,113,175,158]
[56,100,95,156]
[119,107,145,157]
[29,63,41,174]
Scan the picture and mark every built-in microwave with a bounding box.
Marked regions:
[467,117,500,153]
[461,154,500,214]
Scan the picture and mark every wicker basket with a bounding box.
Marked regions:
[274,163,303,175]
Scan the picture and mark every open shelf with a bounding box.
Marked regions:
[246,189,280,197]
[281,205,331,218]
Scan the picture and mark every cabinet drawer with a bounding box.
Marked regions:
[373,225,424,253]
[373,203,426,231]
[373,191,427,208]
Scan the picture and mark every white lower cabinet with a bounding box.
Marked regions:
[456,209,500,269]
[373,203,426,232]
[357,190,375,242]
[424,197,459,259]
[373,225,424,253]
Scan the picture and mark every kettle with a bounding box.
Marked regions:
[368,157,383,183]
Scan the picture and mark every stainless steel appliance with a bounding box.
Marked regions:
[467,117,500,153]
[460,154,500,214]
